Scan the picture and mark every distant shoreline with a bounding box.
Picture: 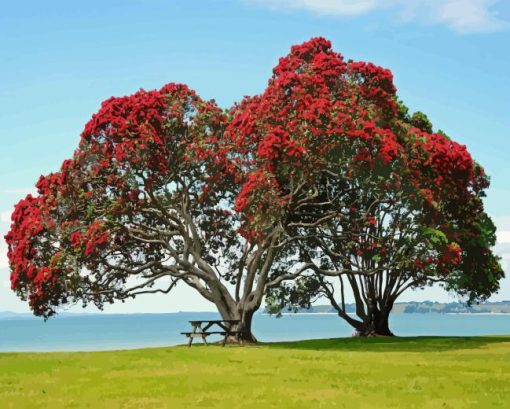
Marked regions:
[446,312,510,316]
[3,302,510,319]
[264,312,510,316]
[262,312,339,316]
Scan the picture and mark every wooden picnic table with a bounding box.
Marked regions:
[181,319,243,347]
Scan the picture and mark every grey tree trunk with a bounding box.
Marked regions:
[351,305,394,337]
[209,284,258,343]
[218,305,258,343]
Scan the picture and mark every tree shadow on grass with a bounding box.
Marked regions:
[262,335,510,353]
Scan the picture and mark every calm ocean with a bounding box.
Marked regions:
[1,312,509,352]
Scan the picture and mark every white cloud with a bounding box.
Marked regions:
[0,210,12,224]
[497,230,510,245]
[0,237,8,270]
[248,0,508,33]
[0,256,7,271]
[249,0,380,16]
[493,216,510,231]
[494,218,510,252]
[435,0,509,33]
[0,211,13,270]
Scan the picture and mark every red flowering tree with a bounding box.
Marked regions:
[4,83,304,342]
[227,37,503,336]
[4,38,503,340]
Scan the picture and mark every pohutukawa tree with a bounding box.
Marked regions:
[4,83,304,342]
[226,37,503,336]
[5,38,503,340]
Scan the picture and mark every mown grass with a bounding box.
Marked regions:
[1,336,509,408]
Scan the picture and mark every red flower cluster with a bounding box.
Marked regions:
[226,37,409,230]
[404,128,478,215]
[5,83,227,316]
[437,243,463,274]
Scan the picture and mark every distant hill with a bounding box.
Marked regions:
[394,301,510,314]
[266,301,510,315]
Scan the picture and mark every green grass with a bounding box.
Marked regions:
[1,336,509,408]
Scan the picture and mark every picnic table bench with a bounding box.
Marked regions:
[181,319,244,347]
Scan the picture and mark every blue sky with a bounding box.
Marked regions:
[1,0,509,313]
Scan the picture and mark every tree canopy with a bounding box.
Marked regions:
[5,37,503,339]
[254,38,503,335]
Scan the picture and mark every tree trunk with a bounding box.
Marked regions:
[219,304,257,344]
[235,307,258,343]
[373,307,393,336]
[210,287,258,344]
[354,307,394,337]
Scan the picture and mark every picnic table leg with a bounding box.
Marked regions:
[202,334,208,346]
[188,323,201,347]
[222,323,232,347]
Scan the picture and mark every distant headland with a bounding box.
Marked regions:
[266,301,510,315]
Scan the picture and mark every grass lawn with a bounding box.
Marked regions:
[1,336,509,408]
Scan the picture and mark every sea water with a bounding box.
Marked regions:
[1,312,509,352]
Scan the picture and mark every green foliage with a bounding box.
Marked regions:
[265,276,321,317]
[421,227,448,246]
[436,129,451,140]
[410,111,433,133]
[266,87,503,334]
[446,212,504,304]
[396,98,410,121]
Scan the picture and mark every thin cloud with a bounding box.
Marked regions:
[0,242,8,270]
[435,0,509,33]
[496,249,510,271]
[249,0,380,16]
[0,210,12,224]
[247,0,508,33]
[0,210,13,270]
[497,231,510,245]
[493,216,510,273]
